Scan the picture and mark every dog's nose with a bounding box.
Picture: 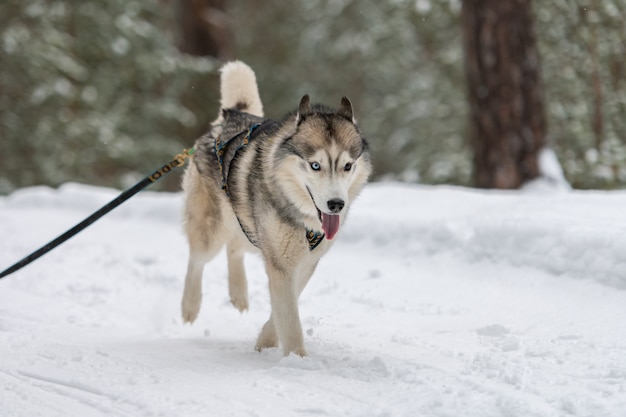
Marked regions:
[327,199,345,213]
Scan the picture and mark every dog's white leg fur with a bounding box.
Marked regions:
[227,241,249,313]
[219,61,264,117]
[295,261,318,298]
[256,258,319,355]
[181,254,207,323]
[180,164,226,323]
[181,241,223,323]
[266,262,307,357]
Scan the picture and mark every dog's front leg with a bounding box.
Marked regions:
[265,262,307,357]
[255,261,319,354]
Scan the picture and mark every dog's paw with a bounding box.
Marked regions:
[283,346,308,357]
[230,295,249,313]
[255,339,278,352]
[181,293,202,323]
[255,324,278,352]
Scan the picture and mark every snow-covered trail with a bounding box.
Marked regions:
[0,183,625,416]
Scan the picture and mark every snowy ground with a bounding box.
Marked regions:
[0,182,625,417]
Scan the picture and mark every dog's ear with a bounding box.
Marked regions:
[296,94,311,125]
[337,96,356,123]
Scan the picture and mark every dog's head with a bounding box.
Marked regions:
[275,95,372,240]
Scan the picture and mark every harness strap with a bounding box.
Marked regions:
[215,124,325,251]
[215,123,261,196]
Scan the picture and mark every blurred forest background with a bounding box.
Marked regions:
[1,0,625,194]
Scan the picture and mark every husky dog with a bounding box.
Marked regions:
[180,61,372,356]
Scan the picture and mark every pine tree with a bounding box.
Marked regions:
[0,0,219,193]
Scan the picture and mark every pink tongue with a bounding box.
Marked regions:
[321,213,341,240]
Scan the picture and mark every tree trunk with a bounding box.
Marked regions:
[583,0,604,150]
[176,0,234,60]
[461,0,547,189]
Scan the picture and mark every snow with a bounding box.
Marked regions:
[522,147,571,192]
[1,182,625,417]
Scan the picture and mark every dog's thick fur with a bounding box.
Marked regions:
[180,61,372,356]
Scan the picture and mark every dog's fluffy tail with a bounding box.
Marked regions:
[219,61,263,117]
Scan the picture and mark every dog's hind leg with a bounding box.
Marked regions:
[227,240,249,313]
[181,221,223,324]
[181,254,207,323]
[180,165,226,323]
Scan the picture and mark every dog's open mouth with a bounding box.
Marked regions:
[307,188,341,240]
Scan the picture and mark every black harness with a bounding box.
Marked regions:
[214,124,325,251]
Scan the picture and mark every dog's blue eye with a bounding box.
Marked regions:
[344,162,353,171]
[310,162,321,171]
